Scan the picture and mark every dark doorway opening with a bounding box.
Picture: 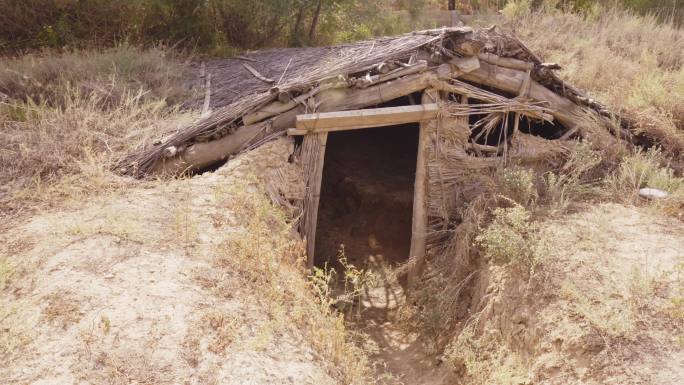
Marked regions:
[314,123,419,272]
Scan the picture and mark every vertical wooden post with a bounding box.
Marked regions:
[302,132,328,269]
[408,91,438,287]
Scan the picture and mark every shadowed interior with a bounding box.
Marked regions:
[314,123,419,271]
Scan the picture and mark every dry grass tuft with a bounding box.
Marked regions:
[201,311,239,355]
[0,45,191,107]
[84,348,174,385]
[41,291,82,330]
[0,49,196,219]
[503,6,684,157]
[606,147,684,211]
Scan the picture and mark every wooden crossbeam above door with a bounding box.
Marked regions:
[287,103,439,135]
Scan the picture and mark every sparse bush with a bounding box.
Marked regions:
[541,141,602,211]
[444,322,529,384]
[0,86,191,216]
[312,247,379,320]
[476,205,537,265]
[0,46,196,217]
[502,6,684,157]
[502,0,531,19]
[497,167,537,208]
[608,148,683,198]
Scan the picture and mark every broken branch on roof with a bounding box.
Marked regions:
[243,63,275,84]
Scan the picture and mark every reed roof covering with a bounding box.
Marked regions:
[119,26,623,177]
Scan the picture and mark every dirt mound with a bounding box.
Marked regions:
[2,133,683,385]
[444,203,684,385]
[0,138,367,384]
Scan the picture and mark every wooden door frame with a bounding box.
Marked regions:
[298,99,436,273]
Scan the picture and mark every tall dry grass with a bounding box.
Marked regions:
[0,45,191,106]
[502,6,684,156]
[0,46,195,219]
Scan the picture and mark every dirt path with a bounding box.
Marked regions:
[358,280,453,385]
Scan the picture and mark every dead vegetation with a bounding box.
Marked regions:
[0,45,197,220]
[41,291,83,330]
[501,5,684,159]
[0,138,373,384]
[402,132,684,384]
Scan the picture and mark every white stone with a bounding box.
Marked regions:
[638,187,669,200]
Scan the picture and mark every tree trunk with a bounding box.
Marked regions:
[292,4,306,45]
[308,0,323,42]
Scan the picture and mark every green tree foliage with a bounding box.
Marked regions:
[0,0,424,53]
[0,0,679,52]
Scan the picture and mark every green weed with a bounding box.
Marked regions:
[476,205,537,266]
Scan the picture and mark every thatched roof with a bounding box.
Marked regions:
[119,26,625,177]
[202,46,334,109]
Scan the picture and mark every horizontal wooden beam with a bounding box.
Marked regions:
[477,53,534,71]
[289,103,439,135]
[460,61,583,128]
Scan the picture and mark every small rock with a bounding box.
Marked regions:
[162,146,177,158]
[638,187,669,200]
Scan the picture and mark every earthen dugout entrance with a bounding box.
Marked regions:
[295,101,438,284]
[122,28,629,287]
[314,123,419,271]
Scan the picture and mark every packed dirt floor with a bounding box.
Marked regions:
[1,137,683,384]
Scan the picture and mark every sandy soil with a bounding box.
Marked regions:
[447,203,684,385]
[0,138,339,385]
[359,282,455,385]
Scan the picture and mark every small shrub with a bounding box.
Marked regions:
[476,205,537,265]
[312,247,378,320]
[498,167,538,208]
[541,141,602,211]
[608,148,683,198]
[502,0,532,19]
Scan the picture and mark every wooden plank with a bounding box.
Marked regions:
[408,91,436,287]
[243,86,320,125]
[292,104,439,134]
[316,67,449,112]
[450,55,480,73]
[153,105,305,175]
[477,53,534,71]
[304,132,328,269]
